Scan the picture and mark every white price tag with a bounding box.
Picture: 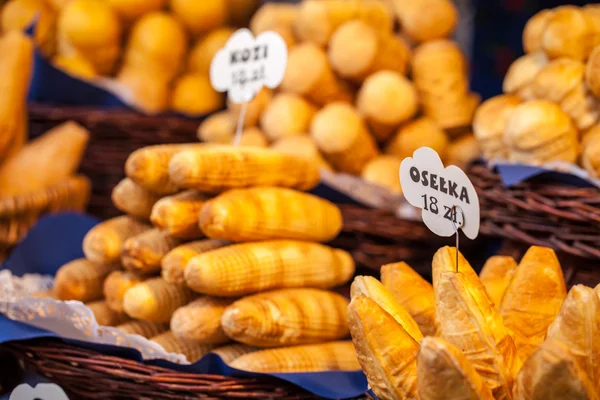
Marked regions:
[10,383,69,400]
[209,28,288,104]
[400,147,480,239]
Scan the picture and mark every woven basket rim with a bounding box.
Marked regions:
[28,102,204,131]
[469,164,600,260]
[2,338,371,400]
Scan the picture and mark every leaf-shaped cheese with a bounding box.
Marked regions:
[418,336,495,400]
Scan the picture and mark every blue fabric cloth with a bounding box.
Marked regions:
[0,213,368,399]
[28,49,128,108]
[495,163,598,188]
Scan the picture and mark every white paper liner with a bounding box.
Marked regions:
[0,270,189,364]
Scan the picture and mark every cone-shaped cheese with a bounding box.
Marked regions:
[197,111,235,144]
[0,121,89,196]
[184,240,355,296]
[171,73,224,115]
[112,178,162,220]
[380,262,437,336]
[348,295,419,400]
[503,52,548,100]
[281,43,353,106]
[124,12,187,80]
[55,259,119,302]
[435,271,517,400]
[270,136,333,172]
[260,93,317,141]
[499,246,567,362]
[514,339,600,400]
[86,300,130,326]
[522,9,554,54]
[169,0,227,36]
[294,0,392,46]
[432,246,489,302]
[199,187,342,243]
[221,288,349,347]
[122,228,183,274]
[150,190,207,239]
[169,145,320,193]
[171,296,234,345]
[150,331,217,363]
[350,275,422,341]
[123,277,195,323]
[328,20,410,81]
[188,27,235,75]
[125,143,204,195]
[357,71,418,142]
[388,0,457,43]
[83,216,151,266]
[546,285,600,394]
[210,343,258,364]
[107,0,167,22]
[0,31,33,162]
[161,239,230,285]
[479,256,518,306]
[53,53,97,79]
[310,102,378,174]
[417,337,495,400]
[230,341,360,373]
[103,270,144,313]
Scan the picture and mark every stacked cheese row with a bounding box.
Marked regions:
[474,4,600,179]
[347,245,600,400]
[0,0,259,115]
[197,0,482,195]
[43,144,362,373]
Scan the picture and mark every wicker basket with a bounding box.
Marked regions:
[468,163,600,287]
[333,204,492,277]
[0,175,91,256]
[0,339,371,400]
[28,103,200,220]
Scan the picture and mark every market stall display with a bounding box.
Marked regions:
[3,0,600,398]
[348,245,600,400]
[36,145,359,373]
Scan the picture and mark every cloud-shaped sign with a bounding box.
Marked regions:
[400,147,480,239]
[10,383,69,400]
[210,28,288,104]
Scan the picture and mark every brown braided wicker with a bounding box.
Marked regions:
[468,164,600,260]
[1,340,371,400]
[28,103,200,220]
[334,204,489,276]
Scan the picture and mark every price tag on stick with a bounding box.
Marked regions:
[400,147,480,269]
[209,28,288,145]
